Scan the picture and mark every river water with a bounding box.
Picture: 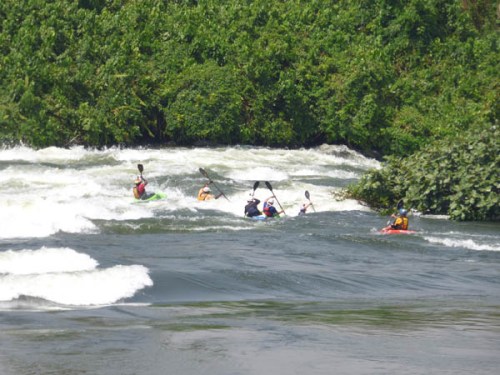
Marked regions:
[0,145,499,374]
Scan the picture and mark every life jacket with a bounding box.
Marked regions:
[133,183,146,199]
[263,203,275,217]
[197,189,212,201]
[393,217,409,230]
[133,186,141,199]
[401,217,409,230]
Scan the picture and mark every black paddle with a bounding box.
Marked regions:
[252,181,260,196]
[138,162,161,186]
[305,190,316,212]
[137,163,144,178]
[199,167,230,201]
[265,181,286,215]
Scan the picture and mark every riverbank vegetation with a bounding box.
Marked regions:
[347,124,499,221]
[0,0,498,220]
[0,1,497,151]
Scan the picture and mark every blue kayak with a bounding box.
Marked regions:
[250,215,267,221]
[247,215,280,221]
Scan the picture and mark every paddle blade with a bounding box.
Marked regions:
[253,181,260,192]
[199,167,209,178]
[305,190,316,212]
[137,164,144,173]
[265,181,273,191]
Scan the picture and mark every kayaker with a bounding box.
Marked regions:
[133,176,152,200]
[244,196,262,217]
[263,196,283,218]
[197,184,221,201]
[391,208,409,230]
[298,202,313,216]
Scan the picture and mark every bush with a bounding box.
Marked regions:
[348,125,499,221]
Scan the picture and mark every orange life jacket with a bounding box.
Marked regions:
[393,217,409,230]
[197,188,213,201]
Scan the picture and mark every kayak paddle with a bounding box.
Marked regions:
[252,181,260,196]
[265,181,286,215]
[137,163,150,184]
[305,190,316,212]
[199,167,230,201]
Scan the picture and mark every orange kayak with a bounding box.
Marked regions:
[380,226,416,235]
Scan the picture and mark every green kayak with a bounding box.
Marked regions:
[133,192,167,203]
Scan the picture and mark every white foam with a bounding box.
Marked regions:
[0,198,99,239]
[0,247,153,305]
[424,236,500,251]
[0,166,157,239]
[228,167,289,182]
[0,247,98,275]
[0,144,378,238]
[235,186,367,216]
[0,145,113,163]
[0,265,153,305]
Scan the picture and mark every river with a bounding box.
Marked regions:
[1,145,499,374]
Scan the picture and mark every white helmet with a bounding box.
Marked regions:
[203,186,211,193]
[268,199,274,205]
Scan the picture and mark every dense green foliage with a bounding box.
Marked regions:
[0,0,497,153]
[348,124,499,221]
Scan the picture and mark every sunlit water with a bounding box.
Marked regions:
[1,145,499,374]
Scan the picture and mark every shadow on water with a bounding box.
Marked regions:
[145,300,500,333]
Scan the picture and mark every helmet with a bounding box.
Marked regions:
[268,199,274,205]
[134,177,141,185]
[399,208,408,216]
[203,186,211,193]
